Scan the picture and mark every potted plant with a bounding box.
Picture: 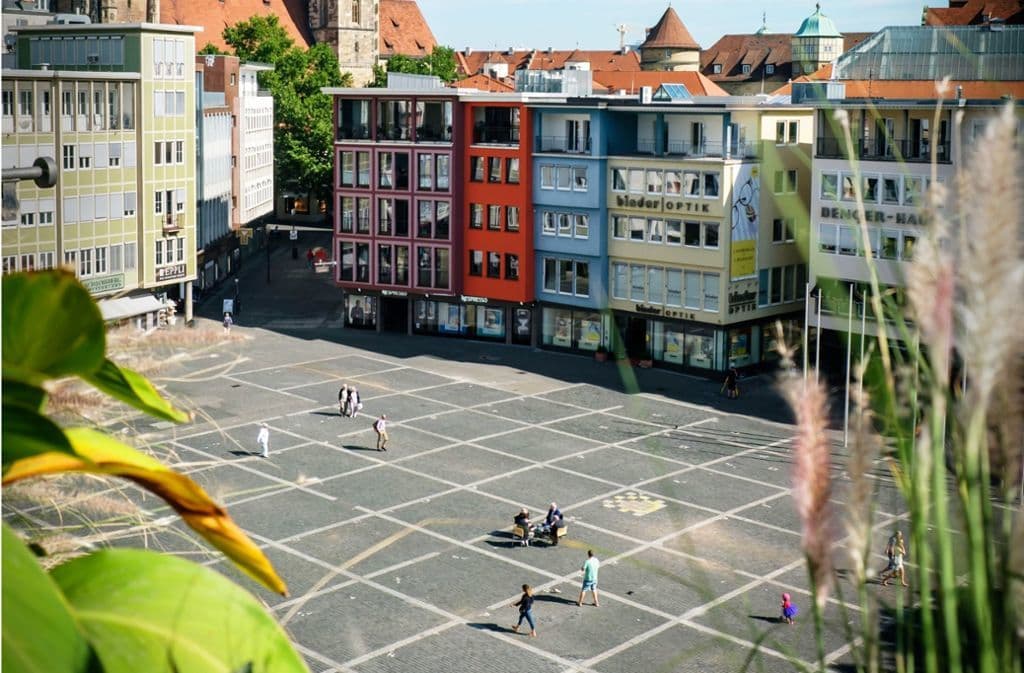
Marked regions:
[594,345,609,362]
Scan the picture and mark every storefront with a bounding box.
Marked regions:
[343,292,379,329]
[539,305,609,353]
[413,296,533,345]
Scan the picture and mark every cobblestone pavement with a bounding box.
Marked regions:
[14,239,915,672]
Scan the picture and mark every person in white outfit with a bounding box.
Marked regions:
[256,423,270,458]
[374,414,388,451]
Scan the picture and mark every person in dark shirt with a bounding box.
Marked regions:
[511,584,537,636]
[541,502,565,544]
[513,508,534,543]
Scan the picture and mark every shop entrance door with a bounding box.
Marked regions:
[625,316,649,358]
[379,297,407,332]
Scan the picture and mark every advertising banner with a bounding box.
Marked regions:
[730,165,759,280]
[478,307,505,338]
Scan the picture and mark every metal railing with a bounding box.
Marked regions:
[816,136,950,163]
[536,135,592,153]
[473,125,520,144]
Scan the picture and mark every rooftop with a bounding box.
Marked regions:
[640,6,700,50]
[794,3,842,38]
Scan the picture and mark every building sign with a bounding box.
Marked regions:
[381,289,408,297]
[155,264,187,282]
[460,294,488,304]
[82,274,125,294]
[635,303,662,315]
[627,303,696,321]
[728,279,759,315]
[614,194,712,214]
[730,165,759,280]
[820,206,927,226]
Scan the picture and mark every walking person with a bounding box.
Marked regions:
[223,312,233,334]
[349,387,362,418]
[721,366,739,399]
[880,530,909,586]
[510,584,537,637]
[256,422,270,458]
[577,550,600,607]
[373,414,389,451]
[338,384,349,417]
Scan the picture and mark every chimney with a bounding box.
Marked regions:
[507,46,514,55]
[464,47,472,56]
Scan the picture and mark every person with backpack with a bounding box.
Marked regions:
[373,414,388,451]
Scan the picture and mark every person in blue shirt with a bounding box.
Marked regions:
[541,502,565,544]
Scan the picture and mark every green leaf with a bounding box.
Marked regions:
[2,524,98,673]
[1,402,76,471]
[2,271,105,385]
[3,428,288,596]
[51,549,309,673]
[2,379,47,412]
[82,359,190,424]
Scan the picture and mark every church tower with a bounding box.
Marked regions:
[791,3,844,75]
[309,0,380,85]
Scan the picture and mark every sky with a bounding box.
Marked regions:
[416,0,924,51]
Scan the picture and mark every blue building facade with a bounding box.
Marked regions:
[530,104,611,353]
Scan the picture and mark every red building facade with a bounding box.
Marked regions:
[328,86,461,332]
[460,97,535,344]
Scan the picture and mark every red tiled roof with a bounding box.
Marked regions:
[452,74,515,92]
[592,70,729,96]
[772,69,1024,99]
[379,0,437,57]
[161,0,313,50]
[456,49,642,77]
[923,0,1024,25]
[640,6,700,50]
[700,32,873,83]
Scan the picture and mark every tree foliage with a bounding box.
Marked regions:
[372,46,459,86]
[222,15,351,201]
[197,42,228,56]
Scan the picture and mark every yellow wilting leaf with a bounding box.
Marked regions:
[2,427,288,596]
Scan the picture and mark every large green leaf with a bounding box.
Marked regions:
[1,524,98,673]
[1,272,105,385]
[1,401,75,471]
[51,549,309,673]
[3,428,288,596]
[82,359,190,424]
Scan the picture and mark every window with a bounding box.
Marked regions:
[703,273,719,312]
[666,220,682,246]
[841,174,856,201]
[557,213,571,237]
[684,271,701,308]
[470,203,483,229]
[821,173,838,201]
[882,176,900,204]
[79,248,92,277]
[612,262,627,299]
[575,262,589,297]
[378,198,393,235]
[543,258,557,292]
[647,267,664,304]
[684,170,700,197]
[556,166,571,191]
[863,175,879,203]
[110,244,122,273]
[629,216,645,241]
[630,264,645,301]
[646,169,663,195]
[488,205,502,231]
[684,221,701,247]
[470,156,484,182]
[488,156,501,183]
[612,215,627,239]
[573,167,587,191]
[20,212,35,227]
[505,254,519,280]
[436,156,450,190]
[628,168,644,193]
[542,211,556,235]
[712,64,722,74]
[487,251,501,278]
[742,64,751,74]
[378,152,394,188]
[774,169,797,194]
[664,170,681,195]
[357,152,370,187]
[902,233,917,261]
[357,197,370,233]
[666,269,682,306]
[164,141,172,165]
[574,213,589,239]
[904,177,923,207]
[540,165,554,189]
[506,158,519,184]
[818,223,837,253]
[62,144,75,170]
[506,206,520,232]
[645,218,663,244]
[838,226,857,255]
[469,250,483,276]
[772,218,795,243]
[95,247,107,275]
[175,140,183,164]
[123,192,136,217]
[341,152,355,186]
[435,202,450,239]
[377,244,393,284]
[418,153,433,189]
[561,260,576,295]
[417,200,434,238]
[124,242,136,270]
[612,168,628,192]
[109,142,121,167]
[766,64,775,75]
[881,230,899,259]
[703,172,720,198]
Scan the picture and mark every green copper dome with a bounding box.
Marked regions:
[794,3,842,38]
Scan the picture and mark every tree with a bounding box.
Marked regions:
[372,46,460,87]
[198,42,228,56]
[221,16,350,205]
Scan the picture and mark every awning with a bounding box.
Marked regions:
[98,294,167,322]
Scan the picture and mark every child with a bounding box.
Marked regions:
[781,592,798,625]
[510,584,536,637]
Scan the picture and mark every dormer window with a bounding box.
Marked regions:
[712,64,722,74]
[742,64,751,74]
[766,64,775,75]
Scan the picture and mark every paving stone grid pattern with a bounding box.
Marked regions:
[16,331,914,673]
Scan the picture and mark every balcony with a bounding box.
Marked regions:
[536,135,591,154]
[415,124,452,143]
[337,124,371,141]
[817,136,950,163]
[473,125,520,145]
[665,139,759,159]
[163,214,182,234]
